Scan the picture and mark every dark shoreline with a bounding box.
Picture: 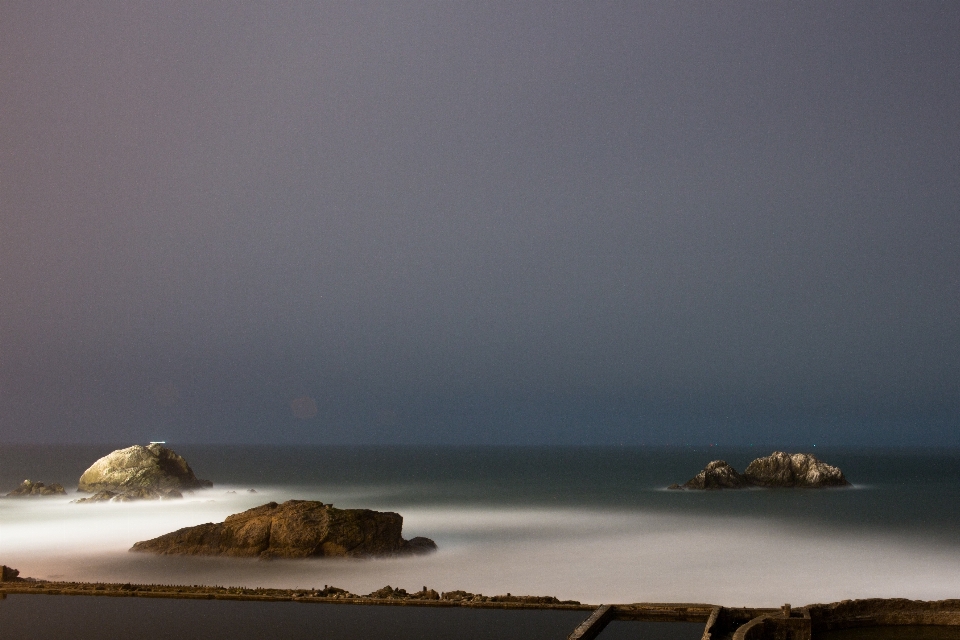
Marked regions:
[7,579,960,640]
[0,579,596,611]
[0,593,610,640]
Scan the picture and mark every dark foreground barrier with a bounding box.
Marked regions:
[0,594,587,640]
[4,576,960,640]
[571,600,960,640]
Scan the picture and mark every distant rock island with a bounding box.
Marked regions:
[5,479,67,497]
[673,460,750,490]
[75,443,212,502]
[131,499,437,559]
[669,451,850,490]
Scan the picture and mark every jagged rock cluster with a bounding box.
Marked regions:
[669,451,850,490]
[366,585,440,600]
[216,584,575,604]
[130,499,438,559]
[5,479,66,497]
[440,590,574,604]
[344,586,575,604]
[672,460,748,490]
[75,443,212,502]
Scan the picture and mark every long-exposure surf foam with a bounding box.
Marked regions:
[4,484,960,606]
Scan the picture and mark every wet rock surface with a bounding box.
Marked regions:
[5,479,67,497]
[130,499,437,559]
[73,488,184,503]
[673,452,850,489]
[743,451,850,487]
[77,444,211,499]
[674,460,750,490]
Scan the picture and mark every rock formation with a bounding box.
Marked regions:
[130,500,437,559]
[672,452,850,489]
[403,536,439,554]
[1,565,25,582]
[73,488,184,503]
[367,585,441,600]
[5,479,67,497]
[77,444,211,500]
[672,460,750,490]
[743,451,849,487]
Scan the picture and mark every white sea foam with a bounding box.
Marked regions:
[3,485,959,606]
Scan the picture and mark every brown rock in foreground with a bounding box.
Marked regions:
[130,500,438,559]
[743,451,850,487]
[6,479,67,497]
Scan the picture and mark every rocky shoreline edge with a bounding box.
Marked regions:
[6,578,960,640]
[6,567,960,639]
[0,566,584,609]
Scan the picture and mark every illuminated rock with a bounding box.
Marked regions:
[672,452,849,489]
[743,451,850,487]
[73,487,184,503]
[677,460,750,490]
[130,500,437,558]
[77,443,212,496]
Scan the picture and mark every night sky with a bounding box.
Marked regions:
[2,2,958,445]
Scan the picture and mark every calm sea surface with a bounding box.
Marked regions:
[2,446,960,607]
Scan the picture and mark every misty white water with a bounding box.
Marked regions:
[3,446,960,606]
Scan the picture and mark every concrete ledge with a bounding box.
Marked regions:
[732,614,811,640]
[6,582,960,640]
[702,606,723,640]
[567,605,614,640]
[612,603,718,622]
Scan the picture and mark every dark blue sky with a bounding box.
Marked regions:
[2,2,958,445]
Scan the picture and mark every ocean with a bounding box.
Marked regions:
[2,445,960,607]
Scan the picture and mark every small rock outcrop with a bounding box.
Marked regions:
[77,444,211,500]
[404,537,439,554]
[130,500,437,559]
[366,585,441,600]
[672,452,850,490]
[675,460,750,490]
[743,451,850,487]
[6,479,67,497]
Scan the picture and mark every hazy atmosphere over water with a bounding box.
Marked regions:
[6,445,960,606]
[2,2,959,445]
